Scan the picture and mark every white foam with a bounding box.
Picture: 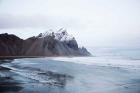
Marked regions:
[1,62,65,86]
[51,57,140,70]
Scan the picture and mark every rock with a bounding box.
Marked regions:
[0,29,91,56]
[0,33,23,56]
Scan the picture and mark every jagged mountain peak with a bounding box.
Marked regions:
[37,28,75,41]
[0,31,91,56]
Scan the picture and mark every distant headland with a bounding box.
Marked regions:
[0,28,91,58]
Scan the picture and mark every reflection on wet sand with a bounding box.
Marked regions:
[38,71,73,88]
[0,59,74,93]
[0,77,22,93]
[0,62,23,93]
[1,58,140,93]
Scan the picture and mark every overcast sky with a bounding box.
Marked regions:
[0,0,140,47]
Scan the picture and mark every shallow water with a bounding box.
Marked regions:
[0,56,140,93]
[0,47,140,93]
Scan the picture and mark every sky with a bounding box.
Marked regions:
[0,0,140,47]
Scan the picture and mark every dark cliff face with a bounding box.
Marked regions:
[0,33,23,56]
[0,30,91,57]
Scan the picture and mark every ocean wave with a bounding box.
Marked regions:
[1,63,73,87]
[51,57,140,70]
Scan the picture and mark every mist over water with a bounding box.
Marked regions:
[0,47,140,93]
[88,47,140,60]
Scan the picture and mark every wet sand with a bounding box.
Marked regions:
[0,63,22,93]
[0,58,140,93]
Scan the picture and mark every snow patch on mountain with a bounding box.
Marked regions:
[37,28,75,41]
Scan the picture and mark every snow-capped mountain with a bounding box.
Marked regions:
[38,28,75,42]
[0,29,91,57]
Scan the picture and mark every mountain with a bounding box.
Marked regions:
[0,33,23,56]
[0,29,91,57]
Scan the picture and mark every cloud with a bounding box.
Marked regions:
[0,0,140,47]
[0,14,82,29]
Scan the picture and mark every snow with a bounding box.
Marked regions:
[37,28,74,41]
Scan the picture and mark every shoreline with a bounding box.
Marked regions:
[0,55,92,60]
[0,56,44,60]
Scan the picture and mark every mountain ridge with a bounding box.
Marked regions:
[0,29,91,57]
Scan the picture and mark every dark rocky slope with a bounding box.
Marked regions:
[0,29,91,56]
[0,33,23,56]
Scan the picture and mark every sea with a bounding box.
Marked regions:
[0,47,140,93]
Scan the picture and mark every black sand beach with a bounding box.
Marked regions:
[0,57,140,93]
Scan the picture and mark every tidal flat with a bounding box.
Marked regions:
[0,57,140,93]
